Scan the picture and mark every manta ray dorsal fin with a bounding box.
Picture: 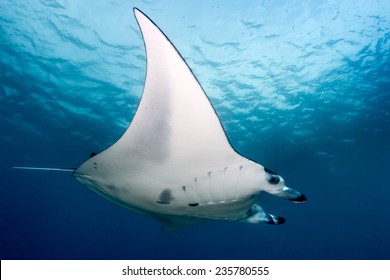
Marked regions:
[100,9,241,170]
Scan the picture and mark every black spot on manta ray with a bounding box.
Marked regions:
[156,189,174,205]
[188,203,199,207]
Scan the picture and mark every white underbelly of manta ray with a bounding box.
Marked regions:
[16,8,307,231]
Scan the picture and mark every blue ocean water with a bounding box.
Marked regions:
[1,0,389,260]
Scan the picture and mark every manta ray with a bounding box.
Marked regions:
[14,8,306,230]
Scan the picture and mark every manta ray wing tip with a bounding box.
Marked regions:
[133,7,144,17]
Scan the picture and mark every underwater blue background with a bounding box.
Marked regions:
[1,0,389,259]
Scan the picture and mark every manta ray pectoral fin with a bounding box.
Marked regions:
[242,204,285,225]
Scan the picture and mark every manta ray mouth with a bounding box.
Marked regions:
[73,173,95,187]
[73,173,113,198]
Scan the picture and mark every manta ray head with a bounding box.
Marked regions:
[73,173,102,193]
[262,167,307,203]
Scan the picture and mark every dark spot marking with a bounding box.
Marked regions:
[93,162,97,165]
[94,166,98,169]
[188,203,199,207]
[156,189,173,205]
[90,152,97,158]
[182,186,186,192]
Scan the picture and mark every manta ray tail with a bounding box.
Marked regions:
[13,167,76,172]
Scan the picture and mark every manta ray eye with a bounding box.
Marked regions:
[265,167,280,184]
[268,175,280,185]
